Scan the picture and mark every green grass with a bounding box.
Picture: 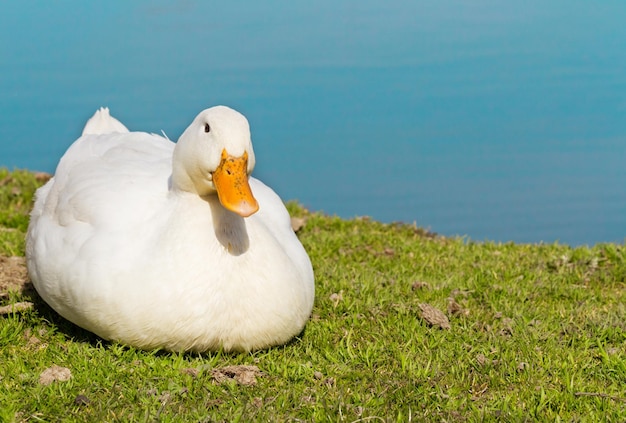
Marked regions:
[1,168,626,421]
[0,168,45,256]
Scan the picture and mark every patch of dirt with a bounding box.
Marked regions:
[0,256,31,297]
[0,301,33,315]
[39,365,72,385]
[291,216,307,232]
[23,328,46,350]
[74,394,91,406]
[329,291,343,308]
[476,353,500,367]
[411,280,429,290]
[211,365,263,386]
[447,298,470,316]
[418,303,451,330]
[181,367,200,378]
[34,172,53,183]
[312,371,335,387]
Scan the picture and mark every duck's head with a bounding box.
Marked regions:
[172,106,259,217]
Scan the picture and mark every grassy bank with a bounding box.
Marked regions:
[1,168,625,422]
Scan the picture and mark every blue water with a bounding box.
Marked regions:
[1,1,625,245]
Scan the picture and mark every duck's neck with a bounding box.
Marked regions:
[170,151,214,196]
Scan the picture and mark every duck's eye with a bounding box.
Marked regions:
[204,123,211,133]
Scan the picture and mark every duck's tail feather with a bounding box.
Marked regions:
[82,107,130,135]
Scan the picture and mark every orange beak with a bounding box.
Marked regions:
[212,149,259,217]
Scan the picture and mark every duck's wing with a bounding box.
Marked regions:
[33,131,174,233]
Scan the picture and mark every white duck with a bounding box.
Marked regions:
[26,106,315,352]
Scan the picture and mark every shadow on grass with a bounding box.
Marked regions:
[21,281,106,347]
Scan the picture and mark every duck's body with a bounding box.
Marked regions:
[26,106,314,352]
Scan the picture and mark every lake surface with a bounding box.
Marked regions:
[1,1,625,245]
